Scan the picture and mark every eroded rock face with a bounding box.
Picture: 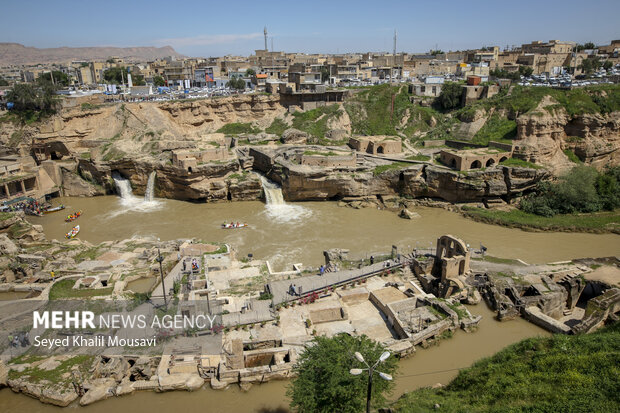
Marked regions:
[268,161,547,204]
[514,107,620,172]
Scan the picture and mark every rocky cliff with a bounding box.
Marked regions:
[512,100,619,172]
[251,147,547,203]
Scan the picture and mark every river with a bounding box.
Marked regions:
[26,196,620,271]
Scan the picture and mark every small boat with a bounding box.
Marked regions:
[221,222,248,229]
[44,204,66,213]
[65,210,83,222]
[66,225,80,239]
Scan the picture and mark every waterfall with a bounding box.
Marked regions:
[110,171,161,217]
[260,176,285,205]
[145,171,156,202]
[259,175,311,223]
[112,172,135,200]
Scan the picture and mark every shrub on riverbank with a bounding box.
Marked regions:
[394,321,620,413]
[520,166,619,217]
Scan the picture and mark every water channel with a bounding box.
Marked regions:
[8,193,618,410]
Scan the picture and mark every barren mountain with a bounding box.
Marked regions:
[0,43,184,65]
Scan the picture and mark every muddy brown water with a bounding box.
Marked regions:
[124,278,158,294]
[0,291,32,301]
[26,196,620,271]
[0,304,548,412]
[6,195,614,410]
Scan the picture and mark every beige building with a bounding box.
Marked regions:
[439,148,511,171]
[172,148,231,173]
[349,136,402,155]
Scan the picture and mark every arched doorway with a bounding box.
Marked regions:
[450,158,457,169]
[377,146,384,154]
[470,160,482,169]
[486,158,495,167]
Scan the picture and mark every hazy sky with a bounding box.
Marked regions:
[1,0,619,57]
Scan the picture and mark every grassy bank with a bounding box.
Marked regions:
[394,322,620,413]
[461,206,620,234]
[49,279,114,300]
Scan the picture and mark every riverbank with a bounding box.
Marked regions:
[461,206,620,234]
[393,321,620,412]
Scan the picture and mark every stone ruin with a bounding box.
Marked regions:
[413,235,474,299]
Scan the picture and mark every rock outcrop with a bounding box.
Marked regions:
[281,128,308,144]
[514,104,620,172]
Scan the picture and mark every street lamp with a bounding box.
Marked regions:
[156,238,167,307]
[350,351,392,413]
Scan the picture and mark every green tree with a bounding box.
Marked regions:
[37,70,70,87]
[430,49,444,55]
[579,57,601,74]
[602,60,613,70]
[103,67,126,84]
[321,67,330,82]
[245,68,256,77]
[287,334,397,413]
[436,82,462,110]
[131,73,145,86]
[153,75,165,87]
[518,65,533,77]
[520,165,619,216]
[583,42,596,50]
[226,76,246,90]
[6,83,59,123]
[0,77,8,86]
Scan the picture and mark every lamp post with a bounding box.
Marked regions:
[350,351,392,413]
[156,238,167,307]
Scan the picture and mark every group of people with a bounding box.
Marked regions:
[191,258,200,272]
[222,221,245,228]
[8,332,30,348]
[65,210,82,222]
[2,199,43,215]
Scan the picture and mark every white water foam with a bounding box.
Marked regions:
[110,172,162,217]
[260,176,312,223]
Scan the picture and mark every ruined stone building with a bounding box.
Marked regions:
[348,136,402,155]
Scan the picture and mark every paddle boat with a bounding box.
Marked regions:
[221,222,248,229]
[66,225,80,239]
[65,210,83,222]
[44,204,65,213]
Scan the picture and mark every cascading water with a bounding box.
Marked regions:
[110,171,161,216]
[144,171,156,202]
[259,176,311,223]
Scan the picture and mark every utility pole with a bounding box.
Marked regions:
[391,29,397,86]
[156,239,167,307]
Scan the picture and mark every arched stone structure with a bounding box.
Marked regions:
[470,160,482,169]
[435,234,471,282]
[486,158,495,167]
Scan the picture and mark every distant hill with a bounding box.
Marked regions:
[0,43,185,65]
